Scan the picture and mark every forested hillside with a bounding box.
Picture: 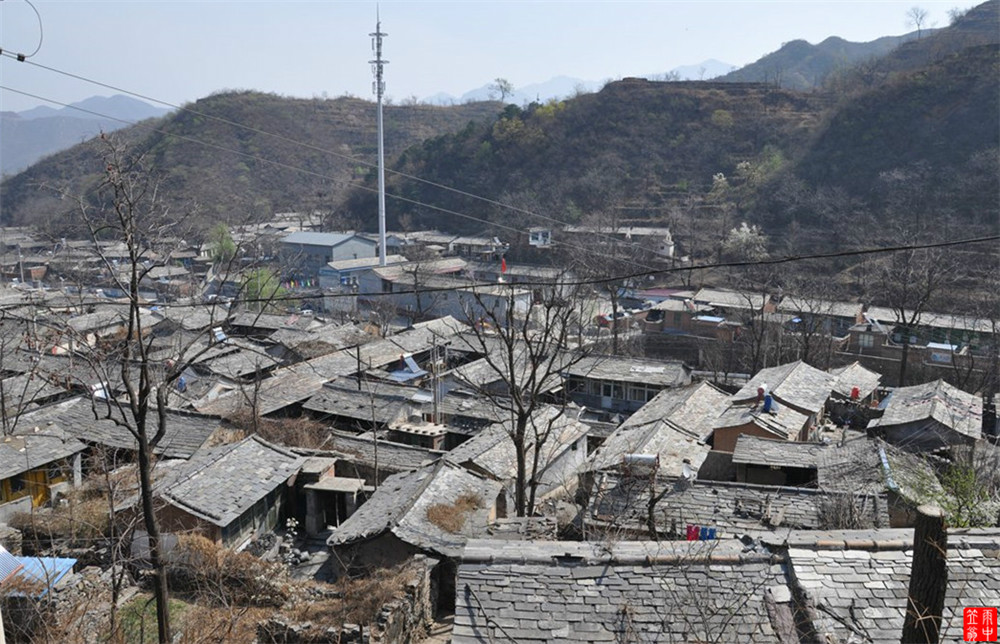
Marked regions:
[1,1,996,257]
[0,92,501,235]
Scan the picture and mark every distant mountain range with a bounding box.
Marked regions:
[1,95,170,176]
[422,59,737,105]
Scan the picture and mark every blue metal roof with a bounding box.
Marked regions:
[9,557,76,598]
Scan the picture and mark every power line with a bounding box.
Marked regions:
[0,0,44,59]
[0,83,661,272]
[0,52,666,267]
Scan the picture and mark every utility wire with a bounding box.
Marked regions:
[0,83,663,272]
[0,53,665,268]
[0,0,44,59]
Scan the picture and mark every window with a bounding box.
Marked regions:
[859,333,874,349]
[601,382,613,397]
[672,312,682,326]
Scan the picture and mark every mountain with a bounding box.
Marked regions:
[717,33,922,89]
[422,61,737,106]
[2,2,996,251]
[655,59,737,81]
[0,92,502,234]
[337,6,997,256]
[1,95,171,176]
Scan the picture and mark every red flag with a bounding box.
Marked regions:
[501,256,507,273]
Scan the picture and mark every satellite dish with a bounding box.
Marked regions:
[681,462,695,481]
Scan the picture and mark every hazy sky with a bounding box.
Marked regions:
[0,0,979,113]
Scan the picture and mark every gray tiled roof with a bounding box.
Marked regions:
[732,434,828,469]
[192,361,329,417]
[588,473,888,537]
[327,460,501,558]
[157,435,305,527]
[0,405,88,480]
[786,528,1000,644]
[322,429,443,472]
[16,396,218,460]
[735,361,837,414]
[828,361,882,399]
[589,382,727,476]
[713,400,810,440]
[445,406,587,482]
[562,355,691,387]
[868,379,982,439]
[817,436,943,503]
[454,539,789,643]
[302,381,412,426]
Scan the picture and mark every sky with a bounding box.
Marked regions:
[0,0,981,113]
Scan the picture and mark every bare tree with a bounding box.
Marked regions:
[907,6,930,37]
[73,137,262,643]
[454,282,590,516]
[869,244,957,386]
[488,77,514,102]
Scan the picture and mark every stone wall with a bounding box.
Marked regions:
[256,554,438,644]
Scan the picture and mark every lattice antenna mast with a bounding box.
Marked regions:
[370,11,389,267]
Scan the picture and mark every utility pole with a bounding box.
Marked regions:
[370,12,389,267]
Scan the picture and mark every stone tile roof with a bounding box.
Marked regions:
[734,361,837,415]
[588,382,727,476]
[0,405,88,480]
[691,287,767,311]
[22,396,219,460]
[588,473,888,538]
[302,381,413,426]
[320,429,443,473]
[783,528,1000,644]
[198,338,280,379]
[775,295,862,320]
[157,435,305,527]
[269,323,370,359]
[445,406,587,482]
[192,361,329,418]
[454,539,790,643]
[327,460,501,558]
[562,355,691,387]
[713,400,810,440]
[731,435,828,469]
[816,436,943,504]
[828,361,882,400]
[868,379,982,439]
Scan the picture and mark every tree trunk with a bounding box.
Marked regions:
[514,421,527,517]
[901,505,947,644]
[137,433,171,643]
[899,334,911,386]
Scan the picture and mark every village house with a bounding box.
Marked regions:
[867,379,984,452]
[317,254,406,290]
[153,435,305,549]
[816,435,943,527]
[562,355,692,414]
[445,405,589,502]
[586,381,728,479]
[731,434,826,487]
[326,459,503,608]
[279,231,377,278]
[586,470,888,540]
[711,399,811,453]
[0,409,86,522]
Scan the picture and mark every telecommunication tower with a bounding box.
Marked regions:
[370,13,389,266]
